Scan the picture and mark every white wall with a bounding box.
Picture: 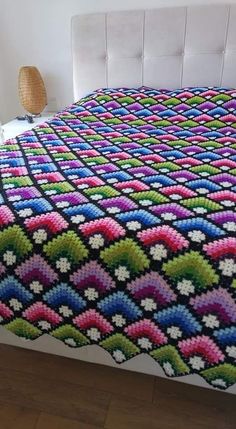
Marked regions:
[0,0,234,122]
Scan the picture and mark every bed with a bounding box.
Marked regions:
[0,4,236,393]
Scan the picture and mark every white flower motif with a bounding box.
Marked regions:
[56,257,71,273]
[123,187,134,194]
[150,244,167,261]
[140,199,152,206]
[78,184,89,190]
[126,221,142,231]
[167,326,182,339]
[226,346,236,360]
[219,258,236,276]
[221,181,232,188]
[4,184,14,189]
[71,214,86,224]
[115,265,130,281]
[107,207,120,214]
[188,230,206,243]
[9,195,21,202]
[189,356,205,370]
[38,321,51,331]
[59,305,73,317]
[19,208,33,218]
[161,213,177,221]
[171,194,182,200]
[45,190,57,196]
[196,188,208,194]
[30,281,43,294]
[223,222,236,232]
[141,298,157,312]
[211,379,227,388]
[33,229,47,244]
[221,200,234,207]
[113,349,126,363]
[3,250,16,266]
[138,337,152,350]
[84,288,99,301]
[152,182,161,189]
[112,314,126,327]
[89,234,105,249]
[56,201,70,208]
[9,298,22,311]
[177,279,195,296]
[193,207,207,214]
[107,178,117,184]
[87,327,101,342]
[202,314,219,329]
[163,362,175,376]
[91,194,103,201]
[226,345,236,359]
[65,338,77,347]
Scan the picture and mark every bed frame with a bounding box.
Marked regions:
[72,4,236,100]
[1,3,236,393]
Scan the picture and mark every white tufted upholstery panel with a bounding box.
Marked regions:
[72,4,236,101]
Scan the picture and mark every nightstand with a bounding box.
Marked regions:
[2,113,56,141]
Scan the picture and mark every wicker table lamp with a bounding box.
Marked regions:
[18,66,47,122]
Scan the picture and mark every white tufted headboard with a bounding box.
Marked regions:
[72,4,236,101]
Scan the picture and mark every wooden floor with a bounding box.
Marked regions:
[0,344,235,428]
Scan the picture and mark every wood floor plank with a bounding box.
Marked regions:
[0,345,235,429]
[0,368,110,427]
[36,412,101,429]
[91,365,155,402]
[0,403,40,429]
[154,377,236,410]
[155,396,234,429]
[0,345,154,402]
[153,377,233,406]
[154,380,235,429]
[105,394,235,429]
[154,378,236,429]
[105,397,159,429]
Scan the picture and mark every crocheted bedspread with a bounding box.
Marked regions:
[0,87,235,390]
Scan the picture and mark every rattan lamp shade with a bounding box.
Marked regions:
[18,66,47,115]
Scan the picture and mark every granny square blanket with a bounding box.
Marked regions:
[0,87,236,390]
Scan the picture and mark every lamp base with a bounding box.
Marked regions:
[16,115,37,124]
